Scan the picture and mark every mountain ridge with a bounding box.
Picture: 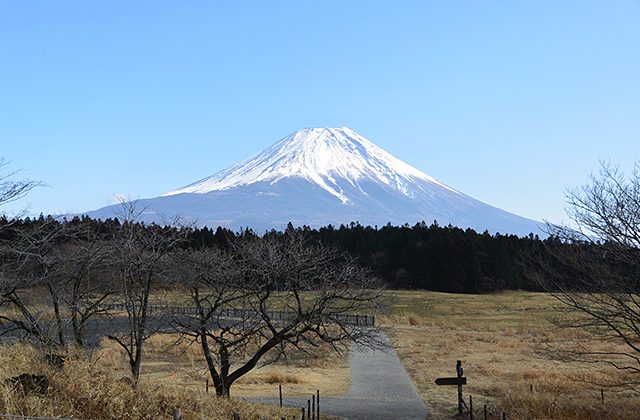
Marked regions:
[163,127,459,203]
[83,127,544,236]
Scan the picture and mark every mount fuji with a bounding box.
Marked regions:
[84,127,543,236]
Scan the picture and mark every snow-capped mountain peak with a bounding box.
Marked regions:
[85,126,543,236]
[163,127,458,203]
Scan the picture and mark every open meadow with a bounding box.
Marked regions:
[384,290,640,419]
[2,289,640,419]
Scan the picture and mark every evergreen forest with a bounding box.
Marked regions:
[2,216,553,294]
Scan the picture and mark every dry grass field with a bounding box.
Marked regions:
[0,342,296,419]
[3,289,640,419]
[98,333,351,399]
[0,289,349,417]
[383,290,640,419]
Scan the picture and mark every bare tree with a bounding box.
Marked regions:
[0,250,52,345]
[49,221,115,347]
[0,159,45,344]
[0,218,67,347]
[172,233,385,397]
[0,157,51,343]
[169,246,246,396]
[106,201,187,384]
[0,218,114,349]
[17,219,70,347]
[535,161,640,390]
[0,157,40,214]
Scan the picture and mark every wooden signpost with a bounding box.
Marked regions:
[434,377,467,386]
[435,360,467,415]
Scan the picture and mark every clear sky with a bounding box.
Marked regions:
[1,1,639,224]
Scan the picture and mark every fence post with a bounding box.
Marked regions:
[316,389,320,420]
[483,404,487,420]
[502,411,506,420]
[172,408,183,420]
[312,394,315,420]
[307,399,311,420]
[279,384,283,408]
[456,360,464,415]
[469,395,473,420]
[301,407,305,420]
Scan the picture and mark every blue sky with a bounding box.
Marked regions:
[1,1,639,223]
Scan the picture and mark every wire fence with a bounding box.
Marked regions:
[462,385,610,420]
[462,394,512,420]
[101,303,375,327]
[275,385,320,420]
[437,361,513,420]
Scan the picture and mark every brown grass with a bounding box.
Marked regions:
[254,371,302,385]
[0,291,352,403]
[384,290,640,419]
[406,313,422,326]
[13,288,634,418]
[0,343,295,419]
[96,333,350,398]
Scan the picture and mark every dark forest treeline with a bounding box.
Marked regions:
[314,222,544,292]
[226,221,545,293]
[1,216,550,293]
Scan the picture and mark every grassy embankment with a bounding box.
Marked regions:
[383,290,639,419]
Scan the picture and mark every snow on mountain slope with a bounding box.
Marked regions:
[163,127,459,204]
[84,127,544,236]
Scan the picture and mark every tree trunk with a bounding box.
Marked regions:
[48,283,66,349]
[130,272,152,385]
[219,344,232,397]
[199,330,230,397]
[70,281,86,347]
[131,335,143,384]
[70,304,86,347]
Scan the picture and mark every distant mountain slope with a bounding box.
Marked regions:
[84,127,543,236]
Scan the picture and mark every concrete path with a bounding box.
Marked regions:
[252,333,428,420]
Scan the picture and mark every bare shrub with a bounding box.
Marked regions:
[531,161,640,391]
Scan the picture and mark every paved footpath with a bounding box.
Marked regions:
[252,333,428,419]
